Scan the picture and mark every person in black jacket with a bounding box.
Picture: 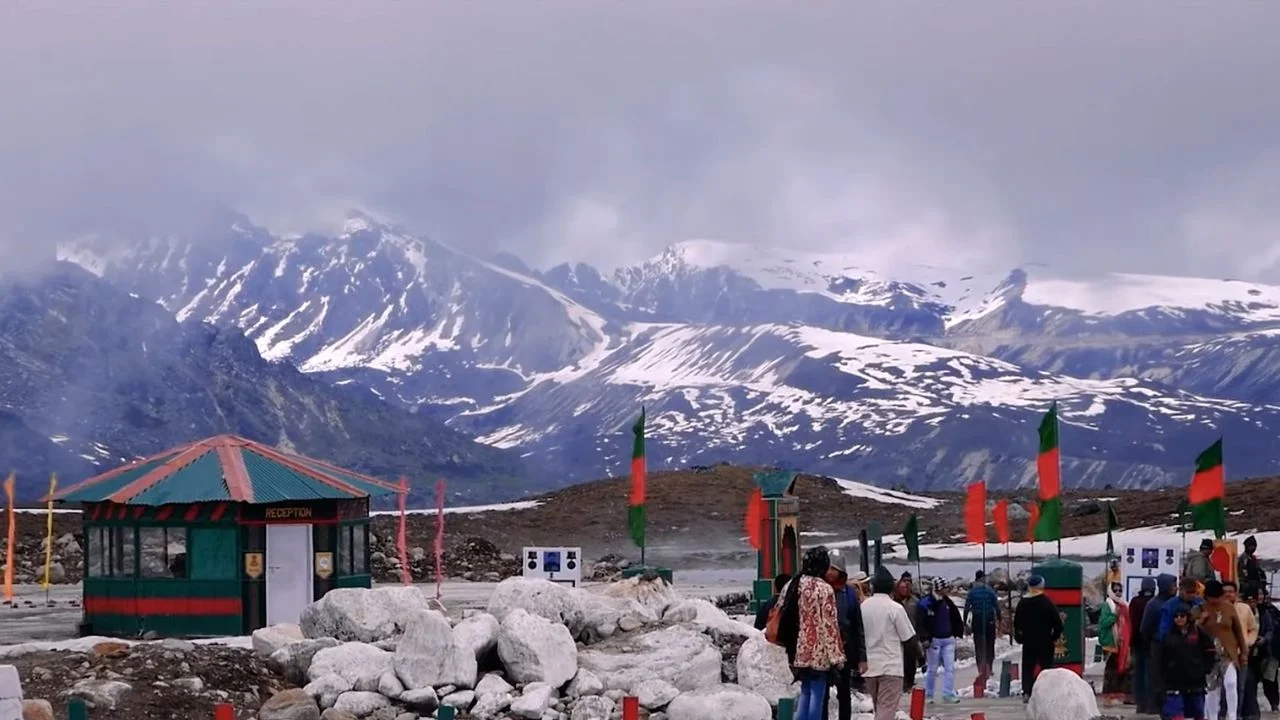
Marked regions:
[822,552,868,720]
[754,573,792,631]
[1161,605,1215,720]
[1014,575,1064,700]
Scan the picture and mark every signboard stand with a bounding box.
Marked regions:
[1119,544,1180,602]
[521,547,583,586]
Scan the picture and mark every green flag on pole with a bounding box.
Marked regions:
[903,514,920,563]
[1105,503,1119,556]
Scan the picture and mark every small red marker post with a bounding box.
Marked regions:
[971,713,987,720]
[622,696,639,720]
[214,703,234,720]
[973,676,985,698]
[1011,662,1020,681]
[909,687,925,720]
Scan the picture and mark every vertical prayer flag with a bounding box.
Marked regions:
[744,488,766,550]
[3,473,14,603]
[964,481,987,544]
[41,474,56,590]
[396,476,411,586]
[904,514,920,563]
[1027,502,1040,544]
[1035,403,1062,541]
[1105,502,1119,557]
[628,407,647,550]
[993,499,1010,544]
[434,478,446,600]
[1190,438,1226,538]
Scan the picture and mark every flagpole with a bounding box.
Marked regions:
[42,474,56,606]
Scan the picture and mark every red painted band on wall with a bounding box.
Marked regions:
[1042,588,1082,606]
[85,596,242,615]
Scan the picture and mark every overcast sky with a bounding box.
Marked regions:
[2,2,1278,279]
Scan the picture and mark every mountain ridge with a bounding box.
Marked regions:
[53,212,1280,492]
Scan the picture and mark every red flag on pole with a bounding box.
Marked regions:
[1027,502,1041,543]
[744,488,766,550]
[397,476,411,586]
[434,478,446,601]
[964,481,987,544]
[993,499,1010,544]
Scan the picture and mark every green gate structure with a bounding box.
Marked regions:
[54,434,397,638]
[1032,558,1086,676]
[750,470,801,613]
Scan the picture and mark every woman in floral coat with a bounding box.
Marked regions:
[777,546,847,720]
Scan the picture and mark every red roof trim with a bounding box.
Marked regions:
[248,443,369,497]
[107,444,212,503]
[215,444,255,503]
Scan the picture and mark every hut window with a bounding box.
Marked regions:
[337,523,369,576]
[140,527,188,578]
[87,527,107,577]
[110,527,135,577]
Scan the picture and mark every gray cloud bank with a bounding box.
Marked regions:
[1,2,1278,279]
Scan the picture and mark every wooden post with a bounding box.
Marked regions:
[214,703,234,720]
[776,696,796,720]
[999,659,1013,698]
[67,698,88,720]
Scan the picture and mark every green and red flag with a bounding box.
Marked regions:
[964,481,987,544]
[628,407,647,549]
[1189,437,1226,538]
[1105,502,1119,556]
[1034,403,1062,541]
[903,514,921,562]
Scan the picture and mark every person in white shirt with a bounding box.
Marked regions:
[860,566,922,720]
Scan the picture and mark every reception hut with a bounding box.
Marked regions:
[53,434,398,637]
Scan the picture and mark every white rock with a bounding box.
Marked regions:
[734,634,799,707]
[475,673,515,697]
[270,638,342,686]
[660,602,697,624]
[302,674,353,710]
[565,669,604,698]
[487,578,577,626]
[332,691,391,717]
[253,624,306,658]
[497,609,578,687]
[376,671,404,699]
[595,575,680,618]
[510,682,557,719]
[1026,668,1100,720]
[569,695,615,720]
[633,678,679,709]
[301,587,439,643]
[452,612,500,659]
[0,665,20,700]
[399,687,438,712]
[307,643,394,693]
[172,677,205,694]
[0,698,20,720]
[665,684,771,720]
[687,599,757,642]
[469,690,513,719]
[441,689,476,709]
[576,625,721,694]
[568,588,658,642]
[64,679,132,710]
[393,610,477,690]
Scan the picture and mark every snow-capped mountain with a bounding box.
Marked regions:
[56,212,1280,491]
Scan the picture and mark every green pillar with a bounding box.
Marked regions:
[1033,558,1086,675]
[437,705,456,720]
[68,699,88,720]
[777,696,796,720]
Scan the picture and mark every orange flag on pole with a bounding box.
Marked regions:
[3,473,14,604]
[744,488,766,550]
[992,499,1010,544]
[964,481,987,544]
[1027,502,1041,543]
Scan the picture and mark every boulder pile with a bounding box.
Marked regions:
[253,577,812,719]
[368,534,520,584]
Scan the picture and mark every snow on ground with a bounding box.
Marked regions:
[0,635,251,660]
[833,478,942,509]
[1022,272,1280,322]
[886,525,1280,561]
[370,500,542,516]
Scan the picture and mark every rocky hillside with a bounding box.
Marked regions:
[57,211,1280,492]
[0,264,530,503]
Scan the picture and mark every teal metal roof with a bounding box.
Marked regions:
[54,434,401,506]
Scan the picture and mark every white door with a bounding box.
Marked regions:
[266,524,314,626]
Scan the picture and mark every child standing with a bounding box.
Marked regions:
[1162,606,1216,720]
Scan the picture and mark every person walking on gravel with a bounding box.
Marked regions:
[1014,574,1064,700]
[916,577,963,704]
[775,546,846,720]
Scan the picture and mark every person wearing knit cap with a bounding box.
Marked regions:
[1014,574,1064,701]
[916,575,963,703]
[860,566,919,720]
[1239,535,1265,599]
